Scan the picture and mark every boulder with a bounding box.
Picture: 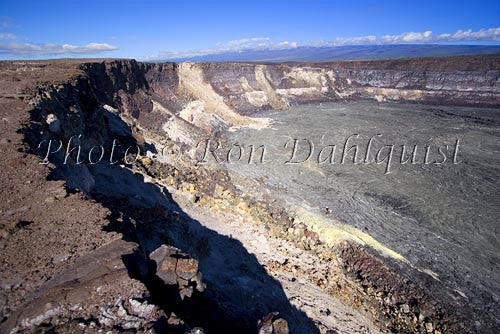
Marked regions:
[257,312,289,334]
[149,245,205,299]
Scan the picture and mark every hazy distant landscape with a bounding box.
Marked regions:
[162,44,500,62]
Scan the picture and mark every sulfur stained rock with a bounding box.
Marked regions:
[257,312,289,334]
[272,318,289,334]
[140,156,152,167]
[150,246,178,285]
[176,257,198,280]
[149,245,205,299]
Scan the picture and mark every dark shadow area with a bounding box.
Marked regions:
[91,163,319,333]
[22,98,320,333]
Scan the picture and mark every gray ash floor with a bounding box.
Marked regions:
[221,101,500,326]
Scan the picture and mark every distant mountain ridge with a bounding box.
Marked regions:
[162,44,500,62]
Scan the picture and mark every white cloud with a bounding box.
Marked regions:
[276,41,298,48]
[144,36,298,60]
[221,37,271,47]
[380,31,433,44]
[0,42,118,56]
[446,28,500,41]
[145,27,500,61]
[213,36,296,52]
[0,33,16,40]
[327,28,500,46]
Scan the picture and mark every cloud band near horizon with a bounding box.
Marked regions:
[0,42,118,56]
[146,27,500,60]
[0,27,499,58]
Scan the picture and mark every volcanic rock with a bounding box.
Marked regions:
[149,245,205,299]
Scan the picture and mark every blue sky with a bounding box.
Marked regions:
[0,0,499,59]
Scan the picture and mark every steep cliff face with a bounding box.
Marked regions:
[3,56,499,333]
[50,56,496,157]
[78,56,500,132]
[201,59,500,112]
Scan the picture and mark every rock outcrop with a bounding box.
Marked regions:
[149,245,205,300]
[74,56,500,140]
[1,55,499,333]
